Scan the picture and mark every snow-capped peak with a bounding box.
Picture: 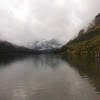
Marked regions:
[28,39,62,51]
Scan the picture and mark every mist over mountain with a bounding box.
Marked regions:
[61,13,100,55]
[0,0,100,46]
[0,40,35,54]
[27,39,62,51]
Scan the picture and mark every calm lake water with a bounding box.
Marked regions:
[0,54,100,100]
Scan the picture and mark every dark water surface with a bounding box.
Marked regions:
[0,54,100,100]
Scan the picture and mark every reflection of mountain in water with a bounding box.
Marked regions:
[0,54,30,66]
[63,55,100,93]
[0,54,100,99]
[30,54,61,68]
[0,54,61,69]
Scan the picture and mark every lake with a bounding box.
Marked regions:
[0,54,100,100]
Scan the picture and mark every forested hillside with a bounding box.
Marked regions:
[61,13,100,56]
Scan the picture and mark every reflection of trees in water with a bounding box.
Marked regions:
[62,55,100,93]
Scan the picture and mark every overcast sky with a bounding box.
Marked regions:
[0,0,100,45]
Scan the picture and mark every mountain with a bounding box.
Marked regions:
[29,39,62,51]
[61,13,100,56]
[0,39,62,54]
[0,41,37,54]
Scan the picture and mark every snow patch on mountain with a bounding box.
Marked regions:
[27,39,62,51]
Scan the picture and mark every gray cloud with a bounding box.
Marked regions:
[0,0,100,45]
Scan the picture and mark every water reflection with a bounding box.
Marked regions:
[62,55,100,94]
[0,54,100,100]
[30,55,61,69]
[0,54,61,68]
[0,54,29,66]
[97,57,100,65]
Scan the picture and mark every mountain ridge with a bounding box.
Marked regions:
[60,13,100,56]
[0,40,39,54]
[28,39,62,51]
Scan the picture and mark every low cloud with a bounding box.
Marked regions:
[0,0,100,45]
